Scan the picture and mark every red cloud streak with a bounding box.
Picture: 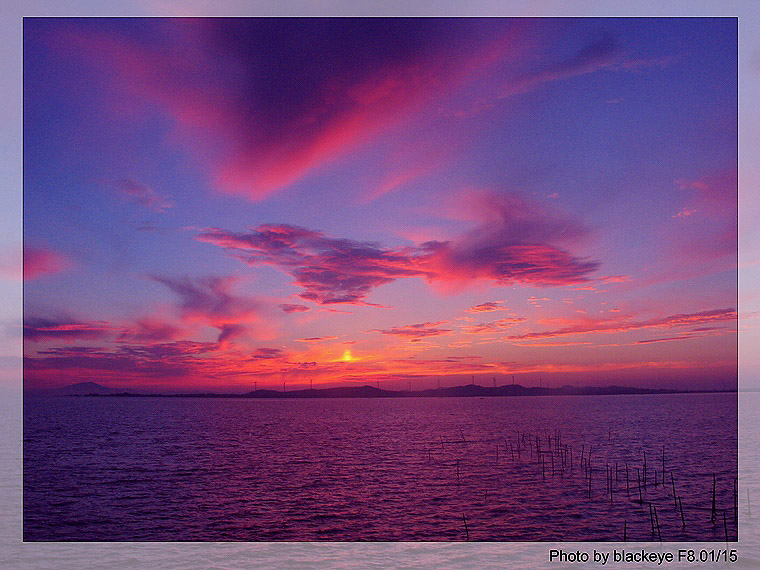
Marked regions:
[509,308,737,340]
[197,209,599,305]
[23,247,71,279]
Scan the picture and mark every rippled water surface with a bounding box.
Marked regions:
[23,393,737,542]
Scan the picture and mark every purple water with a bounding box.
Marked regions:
[23,393,737,542]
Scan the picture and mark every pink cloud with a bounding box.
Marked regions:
[118,317,183,343]
[668,168,737,265]
[112,178,173,212]
[197,191,599,305]
[296,336,339,343]
[53,21,525,201]
[461,317,527,335]
[23,317,114,341]
[369,321,453,341]
[280,303,311,314]
[466,301,509,313]
[515,341,593,347]
[150,275,273,344]
[362,163,435,203]
[509,308,737,341]
[23,247,71,280]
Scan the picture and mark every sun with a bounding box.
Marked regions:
[341,349,353,362]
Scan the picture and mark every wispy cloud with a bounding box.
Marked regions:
[23,317,114,341]
[280,303,311,314]
[150,275,272,344]
[112,178,173,212]
[23,247,72,280]
[117,317,183,343]
[197,191,599,305]
[466,301,509,313]
[369,321,453,342]
[461,317,527,335]
[508,308,737,341]
[54,20,525,200]
[297,336,339,343]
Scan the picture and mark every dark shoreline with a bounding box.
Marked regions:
[39,382,737,399]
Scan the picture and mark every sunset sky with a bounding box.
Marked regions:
[22,18,737,392]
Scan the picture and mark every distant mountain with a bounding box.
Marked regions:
[43,382,732,399]
[56,382,124,395]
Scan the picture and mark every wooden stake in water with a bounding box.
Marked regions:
[637,469,643,503]
[734,478,738,526]
[712,474,717,524]
[679,496,686,529]
[649,503,655,537]
[654,504,662,542]
[671,472,677,509]
[643,451,647,489]
[462,514,469,541]
[724,511,729,543]
[542,455,546,481]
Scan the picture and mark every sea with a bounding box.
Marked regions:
[22,392,738,543]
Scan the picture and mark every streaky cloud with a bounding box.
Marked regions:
[23,247,71,279]
[197,192,599,305]
[508,308,737,341]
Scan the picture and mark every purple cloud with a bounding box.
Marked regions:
[369,321,453,341]
[280,303,311,313]
[24,317,114,341]
[150,275,269,343]
[113,179,173,212]
[197,192,599,305]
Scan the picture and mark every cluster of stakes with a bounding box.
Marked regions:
[428,428,739,542]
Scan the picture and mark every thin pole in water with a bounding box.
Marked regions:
[654,504,662,542]
[712,474,717,524]
[462,514,469,541]
[734,478,738,526]
[542,455,546,481]
[679,496,686,529]
[643,451,647,490]
[724,511,729,542]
